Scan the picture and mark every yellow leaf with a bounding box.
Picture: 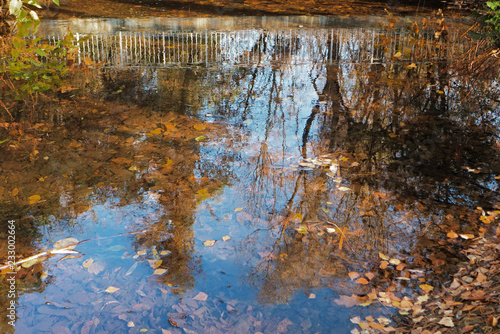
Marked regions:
[153,268,167,275]
[147,259,162,269]
[388,133,398,138]
[389,258,401,265]
[234,207,243,212]
[82,258,94,268]
[359,322,370,329]
[393,51,402,58]
[137,250,147,256]
[12,188,19,197]
[150,128,162,135]
[29,194,41,204]
[447,231,458,238]
[203,240,216,247]
[105,286,119,293]
[193,123,206,131]
[222,236,230,242]
[419,284,434,293]
[379,252,389,260]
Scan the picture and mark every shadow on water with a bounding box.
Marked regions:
[1,16,499,333]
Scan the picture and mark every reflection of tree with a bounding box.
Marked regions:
[179,32,500,304]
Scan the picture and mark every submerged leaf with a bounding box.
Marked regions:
[193,292,208,301]
[153,268,167,275]
[82,258,94,268]
[105,286,120,293]
[125,262,138,276]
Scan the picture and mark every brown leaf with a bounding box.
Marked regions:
[488,316,498,327]
[380,261,389,269]
[475,272,487,283]
[460,325,474,333]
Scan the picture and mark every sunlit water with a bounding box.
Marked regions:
[1,16,499,334]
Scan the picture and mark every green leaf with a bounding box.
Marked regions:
[11,36,26,49]
[195,135,208,141]
[52,0,60,5]
[26,0,42,8]
[36,48,49,57]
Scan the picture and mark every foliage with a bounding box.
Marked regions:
[471,0,500,46]
[0,0,76,118]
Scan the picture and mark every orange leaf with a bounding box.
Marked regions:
[379,252,389,260]
[419,284,434,293]
[447,231,458,238]
[11,188,19,197]
[356,277,369,285]
[29,194,41,204]
[459,234,475,240]
[380,261,389,269]
[365,272,375,280]
[348,272,360,280]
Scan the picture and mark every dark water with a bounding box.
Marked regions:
[1,16,499,334]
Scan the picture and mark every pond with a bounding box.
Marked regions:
[1,15,499,334]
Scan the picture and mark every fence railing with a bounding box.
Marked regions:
[44,28,473,67]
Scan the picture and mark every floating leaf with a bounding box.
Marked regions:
[127,321,135,327]
[29,194,41,204]
[222,236,230,242]
[355,277,369,285]
[21,257,44,268]
[125,262,138,276]
[459,234,475,239]
[296,226,308,234]
[193,123,206,131]
[53,237,78,249]
[147,259,162,269]
[137,250,147,256]
[419,284,434,293]
[365,272,375,280]
[193,292,208,301]
[348,272,360,280]
[82,258,94,268]
[105,286,120,293]
[379,253,389,260]
[195,135,208,142]
[153,268,167,275]
[389,258,401,265]
[109,245,124,252]
[234,207,243,212]
[88,262,105,275]
[203,240,216,247]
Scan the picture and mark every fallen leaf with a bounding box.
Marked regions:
[153,268,167,275]
[222,236,230,241]
[438,317,454,327]
[460,325,474,333]
[389,258,401,265]
[53,237,78,249]
[82,258,94,268]
[147,259,162,269]
[348,272,360,280]
[447,231,458,238]
[379,253,389,260]
[350,316,361,324]
[137,250,147,256]
[193,292,208,301]
[333,295,358,307]
[488,316,498,327]
[419,284,434,293]
[12,188,18,197]
[338,186,351,191]
[459,234,475,239]
[380,261,389,269]
[29,194,41,204]
[203,240,216,247]
[125,262,138,276]
[355,277,369,285]
[193,123,206,131]
[105,286,119,293]
[150,128,162,135]
[475,272,487,283]
[365,272,375,280]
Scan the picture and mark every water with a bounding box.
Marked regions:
[1,16,499,334]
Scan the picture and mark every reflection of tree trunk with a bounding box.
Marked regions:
[178,68,196,115]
